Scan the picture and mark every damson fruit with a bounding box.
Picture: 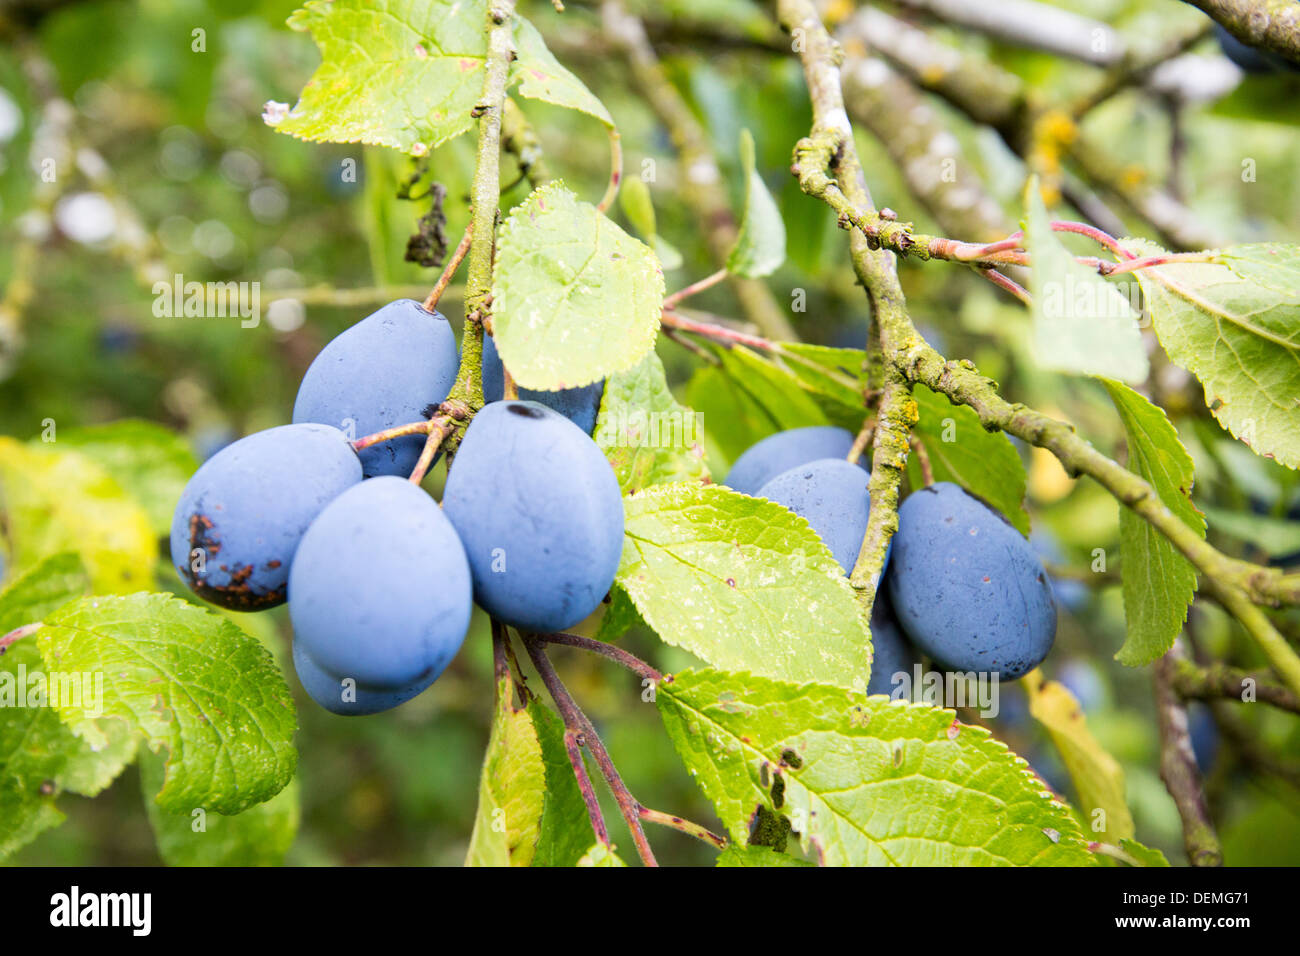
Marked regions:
[170,423,361,610]
[481,334,604,435]
[887,482,1055,680]
[867,587,916,697]
[292,641,436,716]
[442,401,624,633]
[725,426,865,496]
[293,299,459,478]
[288,477,472,700]
[756,457,883,576]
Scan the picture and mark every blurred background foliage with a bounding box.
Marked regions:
[0,0,1298,866]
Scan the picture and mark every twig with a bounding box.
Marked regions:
[408,414,456,485]
[522,636,658,866]
[638,807,726,849]
[1185,0,1300,66]
[351,420,433,452]
[846,417,875,465]
[0,623,41,655]
[1171,658,1300,715]
[661,309,773,350]
[596,127,623,213]
[1153,649,1224,866]
[909,435,934,486]
[601,0,798,341]
[663,268,729,310]
[423,224,474,312]
[528,631,664,684]
[979,268,1032,306]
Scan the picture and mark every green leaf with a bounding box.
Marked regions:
[910,385,1030,535]
[37,593,297,815]
[577,843,626,866]
[492,182,664,390]
[1198,503,1300,557]
[466,674,548,867]
[529,698,595,867]
[593,584,649,643]
[716,845,813,867]
[510,17,614,128]
[618,177,683,271]
[1023,180,1148,384]
[57,420,199,537]
[659,668,1097,866]
[594,350,710,494]
[685,365,780,467]
[772,343,868,414]
[0,438,156,594]
[726,129,785,278]
[1,640,136,858]
[275,1,610,153]
[618,484,872,691]
[1102,381,1204,665]
[0,553,89,634]
[1117,838,1170,867]
[1025,672,1133,844]
[718,347,827,425]
[140,751,299,866]
[1125,240,1300,469]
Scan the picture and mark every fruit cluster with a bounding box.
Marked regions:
[726,426,1057,688]
[170,299,621,715]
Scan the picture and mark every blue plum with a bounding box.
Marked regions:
[887,482,1056,680]
[293,299,459,477]
[292,641,436,716]
[867,586,916,697]
[1216,24,1300,74]
[725,426,866,496]
[481,334,604,435]
[289,476,472,695]
[756,457,883,575]
[170,423,361,610]
[441,401,624,633]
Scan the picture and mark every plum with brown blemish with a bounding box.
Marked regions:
[169,423,361,610]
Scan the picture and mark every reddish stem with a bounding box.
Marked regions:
[663,268,729,310]
[661,309,772,350]
[352,420,432,452]
[1050,220,1134,259]
[0,623,41,654]
[529,631,664,684]
[422,224,474,312]
[522,636,659,867]
[979,268,1032,306]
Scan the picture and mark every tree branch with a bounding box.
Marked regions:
[601,0,798,341]
[1184,0,1300,65]
[1171,658,1300,715]
[1154,649,1224,866]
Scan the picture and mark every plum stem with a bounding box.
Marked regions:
[522,635,658,866]
[422,222,474,312]
[530,630,664,683]
[595,127,623,214]
[351,420,433,452]
[0,623,41,654]
[909,435,935,486]
[638,807,727,849]
[663,268,729,310]
[407,413,456,485]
